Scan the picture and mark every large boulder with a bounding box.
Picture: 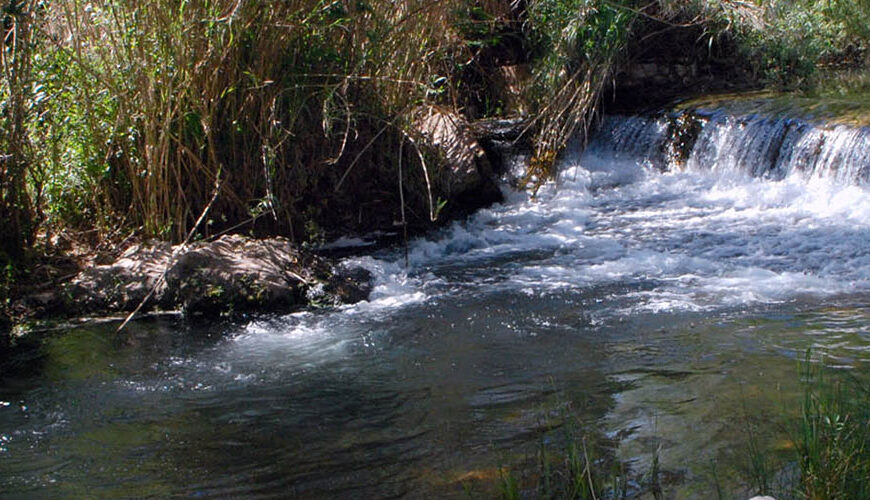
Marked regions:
[414,107,503,215]
[65,234,372,316]
[416,107,489,194]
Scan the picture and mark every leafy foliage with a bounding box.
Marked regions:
[18,0,481,244]
[521,0,637,195]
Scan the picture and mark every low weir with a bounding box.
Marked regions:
[590,108,870,184]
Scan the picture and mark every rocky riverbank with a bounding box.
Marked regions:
[10,235,373,326]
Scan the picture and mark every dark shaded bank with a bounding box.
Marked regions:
[0,117,522,333]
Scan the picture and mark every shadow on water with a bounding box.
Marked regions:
[0,289,635,498]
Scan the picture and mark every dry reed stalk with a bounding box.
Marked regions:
[0,0,40,259]
[36,0,493,244]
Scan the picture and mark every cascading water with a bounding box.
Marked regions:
[3,104,870,498]
[592,109,870,183]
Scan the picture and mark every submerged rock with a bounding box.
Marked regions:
[65,234,372,316]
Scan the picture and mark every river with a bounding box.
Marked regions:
[2,109,870,498]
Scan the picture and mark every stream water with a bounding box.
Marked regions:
[3,108,870,498]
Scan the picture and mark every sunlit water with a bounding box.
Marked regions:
[3,112,870,498]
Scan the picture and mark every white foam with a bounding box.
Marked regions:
[228,115,870,336]
[372,129,870,314]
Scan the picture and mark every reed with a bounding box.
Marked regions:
[518,0,631,195]
[519,0,729,194]
[736,351,870,500]
[788,353,870,500]
[0,1,39,260]
[36,0,481,243]
[494,416,635,500]
[6,0,870,252]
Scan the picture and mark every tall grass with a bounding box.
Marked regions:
[738,352,870,500]
[492,410,641,500]
[789,354,870,500]
[488,354,870,499]
[497,436,631,500]
[519,0,636,194]
[34,0,485,243]
[3,0,870,253]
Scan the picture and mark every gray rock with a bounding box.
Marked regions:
[413,107,504,217]
[65,234,371,316]
[415,107,490,197]
[473,117,532,178]
[473,117,530,142]
[325,266,373,305]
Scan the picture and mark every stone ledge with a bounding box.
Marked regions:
[62,234,372,317]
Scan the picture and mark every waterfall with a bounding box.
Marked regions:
[588,109,870,184]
